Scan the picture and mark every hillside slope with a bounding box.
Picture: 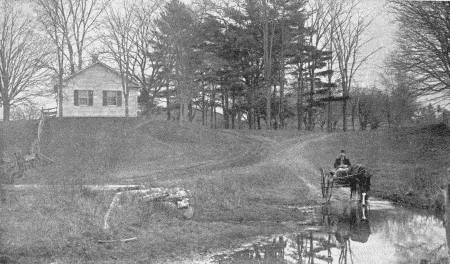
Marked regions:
[9,117,264,185]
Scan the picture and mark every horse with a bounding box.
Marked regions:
[347,165,372,203]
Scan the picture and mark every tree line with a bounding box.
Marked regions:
[0,0,445,130]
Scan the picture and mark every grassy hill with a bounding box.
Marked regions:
[1,117,300,263]
[2,118,449,263]
[2,117,262,185]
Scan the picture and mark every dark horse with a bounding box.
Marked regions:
[348,165,371,203]
[335,165,372,203]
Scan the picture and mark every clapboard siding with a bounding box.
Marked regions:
[61,63,138,117]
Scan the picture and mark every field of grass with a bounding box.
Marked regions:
[1,118,449,263]
[0,118,313,263]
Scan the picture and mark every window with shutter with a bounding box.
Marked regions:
[75,90,93,106]
[78,90,89,106]
[104,91,120,106]
[74,90,79,106]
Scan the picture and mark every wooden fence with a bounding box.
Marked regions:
[41,107,58,118]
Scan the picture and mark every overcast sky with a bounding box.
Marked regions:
[354,0,397,87]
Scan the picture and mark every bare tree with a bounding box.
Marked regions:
[303,0,341,131]
[36,0,110,73]
[389,1,450,102]
[101,1,138,117]
[129,0,164,115]
[35,0,110,118]
[380,54,418,128]
[331,0,379,131]
[0,1,51,121]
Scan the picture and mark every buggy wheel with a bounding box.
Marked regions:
[325,179,333,202]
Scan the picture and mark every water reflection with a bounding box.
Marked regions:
[211,200,448,264]
[297,203,370,264]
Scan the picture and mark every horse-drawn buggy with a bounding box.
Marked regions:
[320,165,372,204]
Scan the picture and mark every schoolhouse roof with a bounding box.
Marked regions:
[62,61,139,88]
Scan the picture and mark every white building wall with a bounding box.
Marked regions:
[61,64,138,117]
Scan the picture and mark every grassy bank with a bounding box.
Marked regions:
[303,124,450,211]
[0,118,312,263]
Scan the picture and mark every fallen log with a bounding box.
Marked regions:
[103,187,193,229]
[2,184,146,191]
[97,237,137,243]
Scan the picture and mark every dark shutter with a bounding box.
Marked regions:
[74,90,79,106]
[102,91,107,106]
[117,91,122,107]
[88,90,93,106]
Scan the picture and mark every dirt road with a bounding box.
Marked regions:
[122,130,349,204]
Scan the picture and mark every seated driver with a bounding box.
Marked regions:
[333,150,351,177]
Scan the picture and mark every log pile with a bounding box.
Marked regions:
[102,186,194,230]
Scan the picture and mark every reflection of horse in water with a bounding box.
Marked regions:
[298,202,371,264]
[214,204,370,263]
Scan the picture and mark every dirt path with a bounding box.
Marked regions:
[121,130,350,202]
[263,132,350,202]
[267,133,330,199]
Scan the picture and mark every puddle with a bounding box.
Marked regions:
[204,200,448,264]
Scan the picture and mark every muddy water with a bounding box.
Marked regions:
[206,200,448,264]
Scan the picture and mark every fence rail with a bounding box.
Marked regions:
[41,107,57,118]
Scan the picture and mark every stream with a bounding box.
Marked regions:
[199,199,448,264]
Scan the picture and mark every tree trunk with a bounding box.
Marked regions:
[78,49,83,71]
[223,88,230,129]
[201,84,205,125]
[273,84,278,130]
[58,49,64,119]
[247,86,254,130]
[297,71,304,130]
[351,100,356,131]
[188,100,193,121]
[179,92,189,125]
[327,94,332,132]
[280,24,285,129]
[308,67,314,131]
[124,92,129,117]
[166,82,171,120]
[342,81,348,132]
[213,104,217,129]
[262,0,271,130]
[210,87,215,129]
[238,103,242,130]
[2,99,10,121]
[231,93,235,129]
[257,112,261,130]
[67,40,75,74]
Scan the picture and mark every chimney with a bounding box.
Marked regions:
[91,54,99,64]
